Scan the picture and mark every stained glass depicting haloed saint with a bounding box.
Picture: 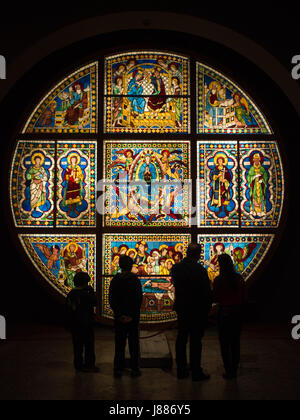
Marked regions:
[23,63,98,134]
[105,52,190,133]
[197,63,272,134]
[56,141,97,227]
[19,234,96,296]
[197,141,239,227]
[104,141,191,227]
[198,234,274,285]
[240,142,284,227]
[10,141,55,227]
[103,234,191,323]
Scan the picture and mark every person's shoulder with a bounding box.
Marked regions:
[109,274,120,286]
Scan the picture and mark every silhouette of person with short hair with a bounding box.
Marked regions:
[213,253,248,379]
[171,243,213,381]
[109,255,143,378]
[66,272,98,372]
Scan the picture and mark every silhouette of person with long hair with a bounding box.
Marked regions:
[172,243,212,381]
[213,254,248,379]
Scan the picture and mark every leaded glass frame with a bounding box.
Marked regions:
[8,45,286,327]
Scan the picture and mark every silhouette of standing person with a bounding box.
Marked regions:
[109,255,143,378]
[213,254,248,379]
[66,272,98,372]
[171,243,213,381]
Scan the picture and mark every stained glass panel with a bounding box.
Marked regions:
[197,62,272,134]
[197,141,239,227]
[19,234,96,296]
[23,63,98,133]
[198,234,274,285]
[105,52,190,133]
[103,233,191,323]
[10,141,55,227]
[56,141,97,227]
[240,141,284,227]
[104,141,191,227]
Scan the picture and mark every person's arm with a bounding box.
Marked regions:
[213,276,220,304]
[108,277,116,312]
[137,278,143,308]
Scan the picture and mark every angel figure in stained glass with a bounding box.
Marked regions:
[233,243,256,273]
[36,244,60,270]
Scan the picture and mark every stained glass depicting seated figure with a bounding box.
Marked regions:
[197,141,239,227]
[197,62,272,134]
[10,141,55,227]
[103,234,191,323]
[23,63,98,133]
[104,141,191,227]
[19,234,96,296]
[240,141,284,227]
[105,52,190,133]
[198,234,274,285]
[57,141,97,227]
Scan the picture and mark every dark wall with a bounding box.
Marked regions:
[0,6,299,324]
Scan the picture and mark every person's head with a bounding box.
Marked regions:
[119,255,134,272]
[217,253,239,291]
[218,253,236,277]
[73,271,90,288]
[187,243,202,261]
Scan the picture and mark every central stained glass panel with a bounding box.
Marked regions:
[104,141,191,227]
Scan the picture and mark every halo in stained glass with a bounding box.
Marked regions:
[198,234,274,285]
[103,140,191,227]
[197,62,272,134]
[19,234,96,296]
[240,141,284,227]
[10,141,55,227]
[103,233,191,323]
[22,62,98,134]
[104,52,190,133]
[56,141,97,227]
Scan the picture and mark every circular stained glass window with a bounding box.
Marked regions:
[9,49,285,325]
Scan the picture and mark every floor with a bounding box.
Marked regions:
[0,322,299,400]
